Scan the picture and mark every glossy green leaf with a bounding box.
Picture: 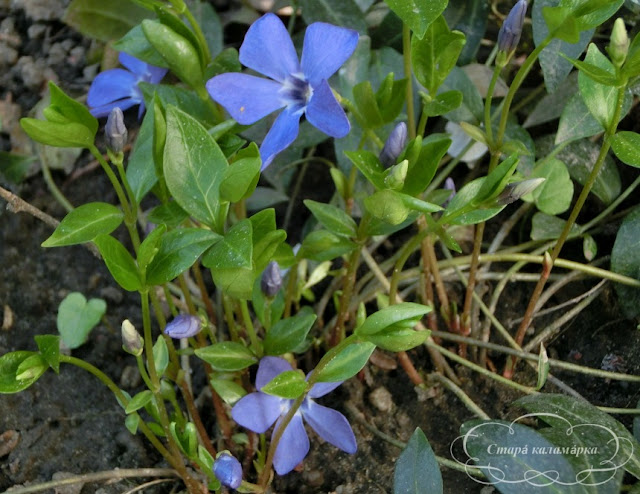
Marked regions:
[137,224,166,275]
[93,234,142,292]
[301,0,367,32]
[56,292,106,349]
[530,158,573,215]
[163,105,227,229]
[64,0,151,42]
[473,154,519,205]
[209,376,247,405]
[443,0,488,65]
[264,307,317,356]
[261,370,307,399]
[146,228,221,285]
[355,303,429,336]
[443,178,504,226]
[556,93,603,144]
[147,201,189,228]
[20,119,95,149]
[125,390,153,414]
[421,90,463,117]
[126,100,157,204]
[114,24,168,68]
[403,134,451,196]
[153,336,169,377]
[345,150,385,189]
[611,206,640,318]
[220,143,262,202]
[411,15,465,95]
[0,351,47,393]
[42,202,123,247]
[301,230,357,262]
[34,334,61,374]
[314,341,375,383]
[139,82,216,127]
[352,81,384,129]
[304,200,357,238]
[611,131,640,167]
[195,342,257,371]
[394,428,443,494]
[376,73,406,123]
[385,0,447,39]
[364,327,428,352]
[579,44,621,129]
[439,67,483,123]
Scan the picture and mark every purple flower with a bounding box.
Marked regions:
[232,356,356,475]
[87,52,167,118]
[164,314,202,339]
[206,14,358,169]
[213,452,243,489]
[498,0,527,55]
[379,122,408,168]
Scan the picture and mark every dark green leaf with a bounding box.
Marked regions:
[94,234,142,292]
[56,292,106,349]
[0,152,35,183]
[64,0,151,42]
[34,335,61,374]
[264,307,317,356]
[352,80,384,129]
[195,342,257,371]
[345,150,385,189]
[220,143,261,202]
[421,90,463,117]
[403,134,451,196]
[314,341,375,382]
[0,351,47,393]
[137,224,166,275]
[384,0,447,39]
[125,390,154,414]
[611,206,640,318]
[355,303,430,336]
[301,0,367,32]
[147,201,189,228]
[42,202,123,247]
[261,370,307,399]
[439,67,483,123]
[126,100,158,204]
[304,200,358,238]
[394,428,443,494]
[443,178,504,225]
[113,24,169,68]
[473,154,519,205]
[443,0,488,65]
[556,93,603,144]
[139,82,216,126]
[301,230,357,262]
[611,131,640,167]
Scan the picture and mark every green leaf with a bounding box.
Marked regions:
[195,342,257,371]
[261,370,307,399]
[146,228,221,286]
[264,307,317,356]
[209,376,247,405]
[352,81,384,129]
[114,24,169,68]
[355,303,429,336]
[220,143,262,203]
[611,206,640,318]
[364,189,411,225]
[125,414,140,434]
[473,154,519,205]
[530,158,573,215]
[439,67,484,123]
[402,134,451,196]
[578,44,621,129]
[20,119,95,149]
[304,200,358,238]
[421,90,463,117]
[364,327,428,352]
[188,1,223,58]
[460,419,585,493]
[524,73,578,128]
[515,393,640,481]
[301,0,367,32]
[42,202,123,247]
[345,150,385,189]
[125,390,153,414]
[202,219,254,299]
[556,93,604,145]
[611,131,640,167]
[137,224,166,275]
[126,100,158,204]
[63,0,151,42]
[376,73,406,123]
[48,82,98,136]
[393,428,443,494]
[147,201,189,228]
[384,0,447,39]
[0,351,47,393]
[314,341,375,382]
[139,82,217,127]
[411,15,465,95]
[94,234,142,292]
[56,292,107,349]
[301,230,357,262]
[164,105,227,229]
[153,336,169,377]
[0,152,35,183]
[566,57,618,86]
[35,334,61,374]
[443,0,488,65]
[443,178,504,226]
[530,212,580,241]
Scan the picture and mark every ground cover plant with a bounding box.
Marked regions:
[2,0,640,492]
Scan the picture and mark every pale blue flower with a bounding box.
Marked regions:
[164,314,202,339]
[232,356,357,475]
[87,52,167,118]
[213,452,242,489]
[498,0,528,54]
[206,14,358,169]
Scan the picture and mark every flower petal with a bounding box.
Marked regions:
[206,73,284,125]
[231,392,283,433]
[87,69,140,108]
[119,52,148,76]
[302,401,357,454]
[259,108,301,169]
[256,356,293,390]
[301,23,358,87]
[308,380,342,399]
[273,414,310,475]
[239,13,300,83]
[305,79,350,138]
[89,98,138,118]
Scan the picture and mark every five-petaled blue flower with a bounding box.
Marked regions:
[206,14,358,169]
[87,52,167,118]
[213,451,243,489]
[232,356,357,475]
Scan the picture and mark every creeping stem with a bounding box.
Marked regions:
[402,24,416,139]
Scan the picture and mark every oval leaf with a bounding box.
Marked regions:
[394,428,443,494]
[264,308,317,356]
[314,341,375,383]
[195,342,257,371]
[42,202,123,247]
[0,351,47,393]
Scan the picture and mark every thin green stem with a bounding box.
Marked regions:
[402,24,416,139]
[484,66,501,147]
[89,145,131,217]
[333,245,363,344]
[429,373,490,419]
[182,5,211,64]
[39,148,73,212]
[240,299,260,355]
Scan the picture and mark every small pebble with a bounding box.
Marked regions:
[0,430,20,457]
[100,286,123,304]
[303,469,324,487]
[27,23,46,39]
[369,387,394,413]
[2,304,14,330]
[120,365,141,388]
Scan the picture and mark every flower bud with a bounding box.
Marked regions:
[379,122,408,168]
[105,107,127,153]
[608,18,629,68]
[261,261,282,298]
[213,452,242,489]
[164,314,202,339]
[122,319,143,356]
[443,177,456,207]
[497,0,527,60]
[384,159,408,190]
[496,177,545,205]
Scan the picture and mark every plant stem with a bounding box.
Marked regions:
[240,299,260,354]
[402,23,416,139]
[429,373,490,419]
[484,66,501,147]
[332,245,363,344]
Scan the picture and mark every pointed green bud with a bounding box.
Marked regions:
[608,18,629,68]
[121,319,144,356]
[496,177,545,205]
[384,159,408,190]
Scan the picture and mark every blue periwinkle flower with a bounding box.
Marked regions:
[231,357,357,475]
[206,14,358,169]
[164,314,202,339]
[379,122,408,168]
[213,452,243,489]
[497,0,527,55]
[87,52,167,118]
[261,260,282,298]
